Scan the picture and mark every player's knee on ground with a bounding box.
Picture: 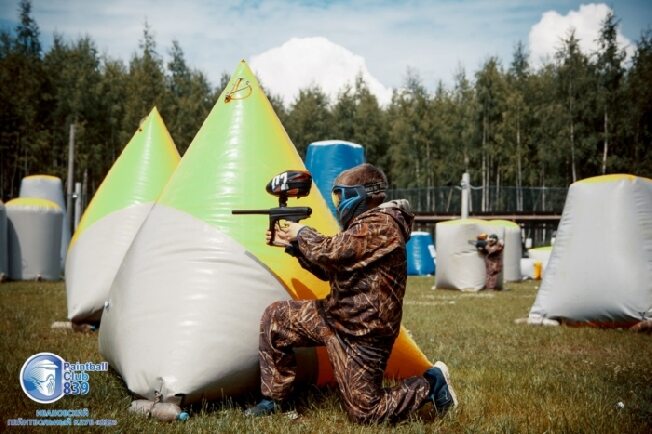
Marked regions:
[343,391,382,424]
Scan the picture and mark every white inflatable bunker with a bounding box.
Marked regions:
[6,198,63,280]
[529,174,652,327]
[20,175,70,273]
[519,258,538,280]
[434,219,505,291]
[0,201,7,280]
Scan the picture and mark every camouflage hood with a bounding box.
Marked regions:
[376,199,415,242]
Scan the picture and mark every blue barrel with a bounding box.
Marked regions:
[407,231,436,275]
[304,140,365,217]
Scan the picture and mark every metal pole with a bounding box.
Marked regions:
[82,169,88,211]
[66,123,75,234]
[73,182,82,231]
[461,171,470,219]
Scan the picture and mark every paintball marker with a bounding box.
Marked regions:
[232,170,313,245]
[468,239,487,250]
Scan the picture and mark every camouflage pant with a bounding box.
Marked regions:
[484,258,502,289]
[259,300,431,424]
[485,271,500,289]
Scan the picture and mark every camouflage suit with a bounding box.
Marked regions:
[258,200,431,423]
[478,241,504,289]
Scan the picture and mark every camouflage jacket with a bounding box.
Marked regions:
[294,199,414,339]
[479,241,504,274]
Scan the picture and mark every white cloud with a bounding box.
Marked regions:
[14,0,529,92]
[250,37,392,107]
[528,3,635,67]
[2,1,645,94]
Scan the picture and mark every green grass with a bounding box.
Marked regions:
[1,278,651,433]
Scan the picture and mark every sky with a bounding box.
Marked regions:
[1,0,651,106]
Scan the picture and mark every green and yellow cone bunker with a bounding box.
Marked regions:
[99,61,431,405]
[66,107,180,323]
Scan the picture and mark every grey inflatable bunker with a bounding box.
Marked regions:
[435,219,505,290]
[6,198,63,280]
[529,174,652,327]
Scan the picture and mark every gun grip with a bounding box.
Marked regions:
[268,220,276,246]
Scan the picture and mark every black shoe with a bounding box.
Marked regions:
[244,398,280,417]
[423,361,458,415]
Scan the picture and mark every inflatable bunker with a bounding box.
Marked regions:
[19,175,70,272]
[434,218,505,290]
[489,220,522,282]
[99,61,432,406]
[66,107,180,324]
[6,198,63,280]
[529,174,652,327]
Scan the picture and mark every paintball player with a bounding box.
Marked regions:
[476,233,504,290]
[245,163,458,423]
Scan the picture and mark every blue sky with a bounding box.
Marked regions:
[1,1,650,103]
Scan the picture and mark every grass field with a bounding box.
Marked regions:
[1,278,651,433]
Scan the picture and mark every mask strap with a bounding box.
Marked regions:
[364,182,387,195]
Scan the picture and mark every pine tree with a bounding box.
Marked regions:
[43,35,104,183]
[623,30,652,177]
[97,56,127,165]
[0,0,48,198]
[331,83,356,141]
[555,29,594,183]
[387,70,432,189]
[15,0,40,57]
[331,76,389,169]
[595,11,626,174]
[506,41,531,210]
[451,67,477,175]
[285,86,332,157]
[122,22,166,145]
[164,40,212,154]
[475,57,508,210]
[351,76,388,170]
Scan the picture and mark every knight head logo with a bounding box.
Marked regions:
[20,353,65,403]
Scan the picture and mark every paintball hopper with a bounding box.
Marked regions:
[266,170,312,206]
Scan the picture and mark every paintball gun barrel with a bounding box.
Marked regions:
[231,170,313,245]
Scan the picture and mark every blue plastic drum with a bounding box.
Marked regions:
[407,231,436,275]
[304,140,365,217]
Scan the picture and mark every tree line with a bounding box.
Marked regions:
[1,0,651,203]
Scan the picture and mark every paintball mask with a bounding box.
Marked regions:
[331,182,386,228]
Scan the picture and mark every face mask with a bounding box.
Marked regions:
[331,182,386,228]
